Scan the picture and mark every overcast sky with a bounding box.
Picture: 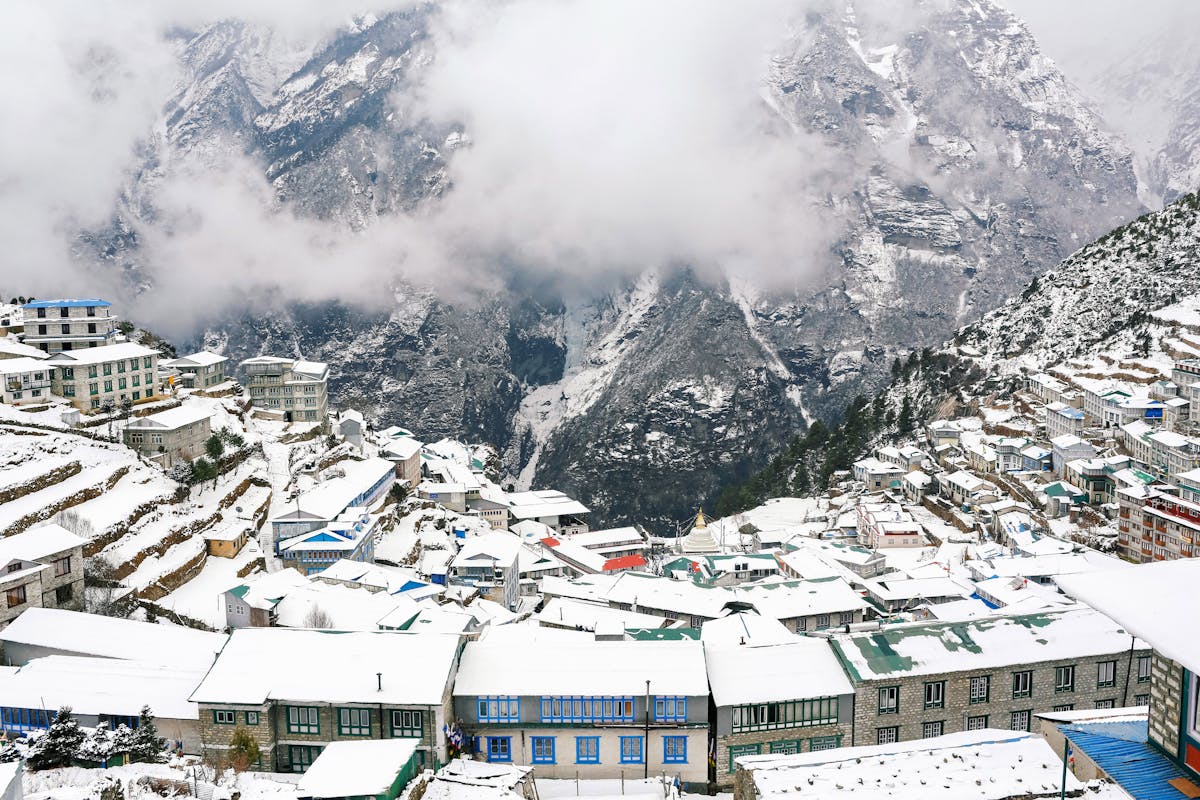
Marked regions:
[2,0,1196,332]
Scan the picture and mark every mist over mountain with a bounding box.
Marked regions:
[9,0,1191,530]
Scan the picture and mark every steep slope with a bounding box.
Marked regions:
[88,0,1145,530]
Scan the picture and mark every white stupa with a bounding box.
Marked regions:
[679,508,720,555]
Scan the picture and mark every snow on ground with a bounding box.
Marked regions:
[24,762,301,800]
[157,540,264,628]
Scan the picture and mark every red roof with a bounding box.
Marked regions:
[602,554,647,572]
[540,536,561,547]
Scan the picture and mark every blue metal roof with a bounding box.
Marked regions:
[22,299,111,309]
[1061,720,1192,800]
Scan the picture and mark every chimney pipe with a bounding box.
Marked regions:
[377,672,383,692]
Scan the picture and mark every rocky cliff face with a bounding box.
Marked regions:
[89,0,1150,531]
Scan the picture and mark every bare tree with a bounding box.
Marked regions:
[83,555,128,618]
[54,509,95,540]
[303,605,333,629]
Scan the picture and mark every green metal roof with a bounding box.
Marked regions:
[625,628,701,641]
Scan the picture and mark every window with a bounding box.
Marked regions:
[104,380,112,392]
[878,686,899,715]
[212,710,235,725]
[1137,655,1152,683]
[576,736,599,764]
[1134,693,1150,706]
[1097,661,1116,689]
[663,736,687,764]
[63,385,75,397]
[1095,699,1115,709]
[132,374,140,387]
[59,307,69,318]
[61,324,70,334]
[87,366,97,378]
[924,681,945,709]
[246,711,259,726]
[86,307,96,317]
[87,323,96,334]
[540,696,633,723]
[1012,671,1032,699]
[53,556,70,577]
[1010,710,1031,732]
[60,367,73,379]
[1051,704,1074,712]
[798,617,807,632]
[732,697,839,731]
[1055,666,1075,693]
[839,611,854,625]
[966,715,988,731]
[654,696,687,722]
[6,586,26,609]
[392,709,422,737]
[338,708,370,736]
[922,721,944,739]
[619,736,643,764]
[36,308,45,318]
[103,364,111,376]
[969,675,990,704]
[532,736,555,764]
[478,696,519,723]
[809,735,842,752]
[769,739,800,755]
[118,378,126,390]
[289,745,321,773]
[117,362,125,374]
[876,727,899,745]
[54,584,72,605]
[728,743,761,772]
[286,706,319,735]
[88,383,98,396]
[487,737,511,763]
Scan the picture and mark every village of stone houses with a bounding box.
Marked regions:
[1,290,1199,800]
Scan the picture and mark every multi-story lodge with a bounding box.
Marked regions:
[269,457,395,550]
[190,629,463,773]
[453,631,709,787]
[0,524,87,626]
[46,342,159,411]
[160,351,228,390]
[827,607,1149,746]
[240,356,328,424]
[21,299,120,353]
[0,357,52,406]
[1116,484,1200,562]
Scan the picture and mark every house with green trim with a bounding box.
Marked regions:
[705,637,854,787]
[191,628,464,773]
[827,608,1149,747]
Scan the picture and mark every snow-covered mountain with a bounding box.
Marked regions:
[90,0,1151,531]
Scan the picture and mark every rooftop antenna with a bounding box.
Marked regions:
[377,672,383,691]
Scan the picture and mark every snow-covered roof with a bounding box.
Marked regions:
[0,608,225,669]
[451,531,522,569]
[535,597,670,632]
[454,635,707,697]
[0,356,51,376]
[190,629,461,705]
[292,360,328,379]
[0,655,203,720]
[382,437,422,460]
[705,638,852,706]
[863,575,972,602]
[1057,560,1200,673]
[699,612,793,646]
[162,351,227,368]
[739,730,1082,800]
[829,608,1143,681]
[45,342,157,365]
[298,740,419,799]
[124,405,212,431]
[0,523,86,563]
[279,458,395,521]
[0,341,48,360]
[502,490,590,520]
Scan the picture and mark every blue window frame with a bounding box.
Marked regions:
[0,707,52,733]
[576,736,600,764]
[532,736,556,764]
[487,736,512,763]
[540,696,634,723]
[663,736,687,764]
[654,696,688,722]
[477,696,520,723]
[619,736,643,764]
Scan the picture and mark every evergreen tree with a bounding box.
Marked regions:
[27,707,85,771]
[205,434,225,461]
[897,395,915,435]
[129,706,168,763]
[78,726,114,765]
[227,728,261,772]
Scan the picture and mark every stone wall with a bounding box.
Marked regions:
[1149,653,1184,757]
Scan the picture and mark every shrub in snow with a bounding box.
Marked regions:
[129,706,168,764]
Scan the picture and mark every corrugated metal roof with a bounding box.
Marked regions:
[1061,719,1192,800]
[22,299,111,308]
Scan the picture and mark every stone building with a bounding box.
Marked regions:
[21,299,120,353]
[705,637,854,787]
[827,608,1149,746]
[240,356,328,424]
[0,524,86,627]
[45,342,159,411]
[123,405,212,467]
[160,351,228,390]
[191,628,463,773]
